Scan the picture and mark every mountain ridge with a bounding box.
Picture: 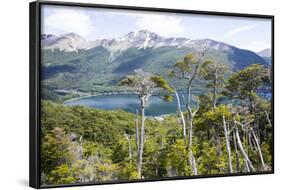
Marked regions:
[41,30,269,94]
[257,48,271,64]
[42,30,239,54]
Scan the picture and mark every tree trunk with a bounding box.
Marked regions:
[185,60,201,176]
[223,115,233,173]
[189,151,197,175]
[212,72,217,108]
[251,128,266,170]
[233,130,240,172]
[135,109,139,151]
[244,159,250,172]
[248,132,254,151]
[186,83,192,109]
[124,133,132,162]
[174,90,186,139]
[137,97,146,179]
[234,127,255,172]
[187,119,196,175]
[265,111,272,128]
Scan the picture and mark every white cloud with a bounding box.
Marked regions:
[135,15,184,37]
[43,9,94,37]
[224,24,257,38]
[102,11,185,37]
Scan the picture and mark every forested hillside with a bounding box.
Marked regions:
[41,62,272,185]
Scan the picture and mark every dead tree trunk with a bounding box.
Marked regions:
[244,159,250,172]
[250,128,266,170]
[174,90,186,139]
[212,71,217,108]
[234,126,255,172]
[137,97,146,179]
[223,115,233,173]
[186,97,199,175]
[135,110,139,151]
[233,130,240,172]
[265,111,272,128]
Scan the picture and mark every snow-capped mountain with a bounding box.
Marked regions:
[258,48,271,58]
[42,30,232,53]
[41,30,268,91]
[41,33,94,52]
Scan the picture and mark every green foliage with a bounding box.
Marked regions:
[200,59,228,82]
[150,75,173,93]
[49,164,76,185]
[168,53,197,80]
[224,64,268,110]
[166,139,191,176]
[40,63,272,185]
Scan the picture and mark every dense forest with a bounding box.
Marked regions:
[41,52,272,186]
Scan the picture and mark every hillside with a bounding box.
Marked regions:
[41,30,269,95]
[40,100,272,185]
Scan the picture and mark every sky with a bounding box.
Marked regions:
[41,5,272,52]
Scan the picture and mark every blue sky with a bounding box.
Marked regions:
[42,5,271,52]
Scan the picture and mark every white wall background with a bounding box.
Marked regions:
[0,0,279,189]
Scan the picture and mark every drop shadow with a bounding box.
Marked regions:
[18,179,29,187]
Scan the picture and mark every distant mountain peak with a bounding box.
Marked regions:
[42,33,92,52]
[258,48,271,58]
[63,32,84,39]
[41,30,238,54]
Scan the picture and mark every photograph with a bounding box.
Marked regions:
[39,3,273,187]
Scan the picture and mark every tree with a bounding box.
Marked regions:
[224,64,267,113]
[202,105,232,173]
[222,115,233,173]
[119,69,172,178]
[224,64,269,171]
[200,59,228,108]
[233,119,256,172]
[169,51,206,175]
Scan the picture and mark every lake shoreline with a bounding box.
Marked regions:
[63,93,181,116]
[63,91,136,103]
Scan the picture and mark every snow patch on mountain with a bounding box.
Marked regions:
[42,33,94,52]
[42,30,235,53]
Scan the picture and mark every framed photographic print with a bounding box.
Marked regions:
[29,0,274,188]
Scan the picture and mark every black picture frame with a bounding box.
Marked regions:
[30,1,274,189]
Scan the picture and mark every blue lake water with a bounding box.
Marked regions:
[64,92,272,116]
[64,94,181,116]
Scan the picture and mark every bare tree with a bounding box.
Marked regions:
[135,109,139,152]
[232,130,240,172]
[265,111,272,128]
[119,69,172,178]
[169,51,205,175]
[174,89,187,139]
[235,118,266,171]
[234,120,255,172]
[223,115,233,173]
[250,127,266,170]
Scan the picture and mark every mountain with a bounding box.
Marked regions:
[257,48,271,64]
[41,30,269,94]
[42,30,232,53]
[258,48,271,58]
[42,33,94,52]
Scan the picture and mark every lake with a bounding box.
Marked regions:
[64,92,272,116]
[64,94,183,116]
